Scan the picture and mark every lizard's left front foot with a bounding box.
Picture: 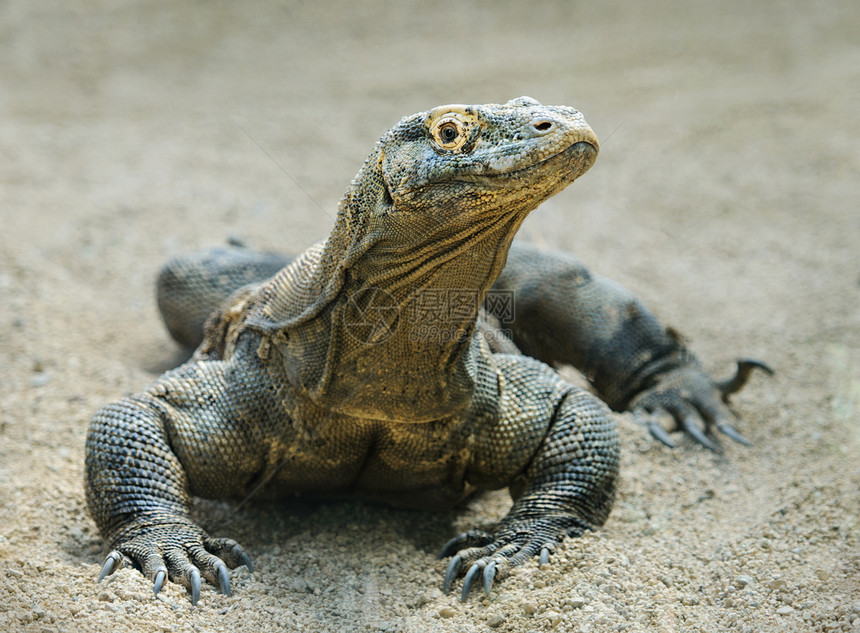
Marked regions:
[630,359,773,451]
[96,521,253,605]
[439,515,589,601]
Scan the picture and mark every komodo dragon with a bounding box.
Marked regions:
[85,97,770,604]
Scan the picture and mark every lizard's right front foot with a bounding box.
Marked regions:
[97,521,253,605]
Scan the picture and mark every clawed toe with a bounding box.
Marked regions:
[634,409,677,448]
[443,554,463,594]
[152,566,168,597]
[189,568,201,605]
[238,551,254,573]
[460,563,483,601]
[483,561,497,595]
[538,541,556,567]
[680,416,719,452]
[97,551,124,583]
[214,561,232,597]
[438,529,493,559]
[715,420,751,446]
[205,537,254,573]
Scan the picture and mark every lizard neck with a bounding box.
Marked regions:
[310,206,521,422]
[343,206,522,342]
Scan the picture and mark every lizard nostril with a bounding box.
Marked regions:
[533,120,554,132]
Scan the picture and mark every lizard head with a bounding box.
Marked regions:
[377,96,597,217]
[334,97,599,271]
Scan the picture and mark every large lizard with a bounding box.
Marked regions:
[86,97,768,604]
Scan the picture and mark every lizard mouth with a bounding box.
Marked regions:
[448,139,598,192]
[394,138,599,206]
[499,140,598,180]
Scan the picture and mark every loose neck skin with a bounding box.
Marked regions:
[344,196,526,345]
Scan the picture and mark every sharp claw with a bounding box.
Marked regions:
[460,563,482,602]
[438,530,492,558]
[216,563,232,597]
[238,551,254,574]
[715,421,752,446]
[539,547,551,567]
[153,568,167,597]
[483,561,497,596]
[634,407,678,448]
[97,552,122,583]
[438,536,462,559]
[190,568,201,605]
[443,554,462,595]
[716,359,774,400]
[682,417,718,452]
[647,419,677,448]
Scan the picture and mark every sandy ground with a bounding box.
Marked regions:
[1,1,858,632]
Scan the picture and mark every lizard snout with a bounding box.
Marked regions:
[525,113,598,151]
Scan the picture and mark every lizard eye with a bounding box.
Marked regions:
[431,116,468,151]
[440,122,459,143]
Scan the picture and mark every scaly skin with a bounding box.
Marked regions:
[86,97,768,604]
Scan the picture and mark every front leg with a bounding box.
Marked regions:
[443,356,620,600]
[490,241,771,449]
[85,354,272,603]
